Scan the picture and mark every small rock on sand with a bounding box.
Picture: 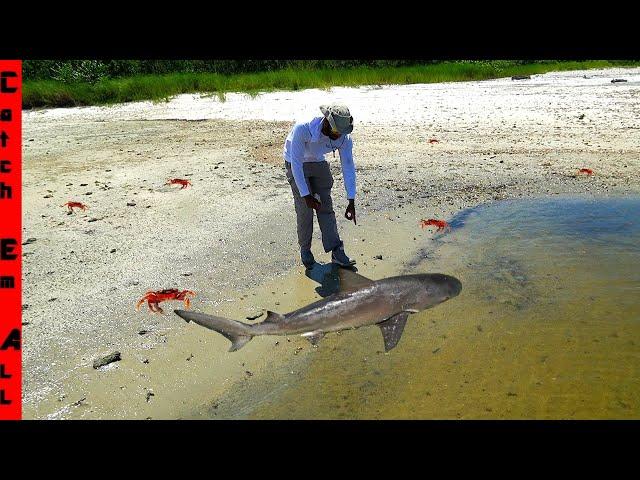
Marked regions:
[93,351,121,369]
[611,79,627,83]
[126,202,136,206]
[511,75,531,80]
[374,255,383,260]
[22,237,37,245]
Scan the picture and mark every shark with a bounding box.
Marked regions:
[174,266,461,352]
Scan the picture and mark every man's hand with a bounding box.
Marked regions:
[345,199,356,225]
[303,194,321,211]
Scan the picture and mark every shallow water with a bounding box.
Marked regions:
[210,196,640,419]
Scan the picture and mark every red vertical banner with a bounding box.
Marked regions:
[0,60,22,420]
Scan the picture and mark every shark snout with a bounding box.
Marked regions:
[416,273,462,305]
[448,276,462,298]
[430,274,462,301]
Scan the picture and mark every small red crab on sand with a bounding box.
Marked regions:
[166,178,192,189]
[428,138,439,144]
[136,289,196,314]
[62,201,89,213]
[420,218,451,232]
[577,168,594,176]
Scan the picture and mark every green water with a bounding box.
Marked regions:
[213,196,640,419]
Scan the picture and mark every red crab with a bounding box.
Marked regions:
[166,178,192,189]
[577,168,594,176]
[420,218,451,232]
[62,201,89,213]
[136,289,196,314]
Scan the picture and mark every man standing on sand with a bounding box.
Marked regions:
[284,104,357,269]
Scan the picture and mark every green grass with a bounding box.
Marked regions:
[23,61,639,109]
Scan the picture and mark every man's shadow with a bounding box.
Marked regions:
[304,262,361,298]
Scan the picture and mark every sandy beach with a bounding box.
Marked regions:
[22,67,640,419]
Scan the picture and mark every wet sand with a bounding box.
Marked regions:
[21,67,640,419]
[221,197,640,420]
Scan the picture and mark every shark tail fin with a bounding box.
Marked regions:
[174,309,254,352]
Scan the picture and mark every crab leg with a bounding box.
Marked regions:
[155,303,165,314]
[136,298,147,311]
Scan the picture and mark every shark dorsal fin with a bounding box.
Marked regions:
[378,312,410,352]
[264,310,285,323]
[337,267,375,293]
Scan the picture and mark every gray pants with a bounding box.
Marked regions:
[285,161,342,253]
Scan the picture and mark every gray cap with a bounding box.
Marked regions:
[320,104,353,135]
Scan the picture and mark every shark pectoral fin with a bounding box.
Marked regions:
[264,311,285,323]
[301,331,325,346]
[403,309,419,313]
[378,312,410,352]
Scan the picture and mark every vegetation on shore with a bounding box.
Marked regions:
[23,60,638,109]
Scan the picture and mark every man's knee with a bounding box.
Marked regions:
[318,205,335,216]
[317,194,334,214]
[296,205,314,222]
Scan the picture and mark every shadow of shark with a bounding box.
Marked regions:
[174,266,462,353]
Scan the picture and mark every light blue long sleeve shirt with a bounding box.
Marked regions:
[283,116,356,199]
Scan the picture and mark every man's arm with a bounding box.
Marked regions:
[339,136,356,200]
[339,136,357,224]
[289,124,311,198]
